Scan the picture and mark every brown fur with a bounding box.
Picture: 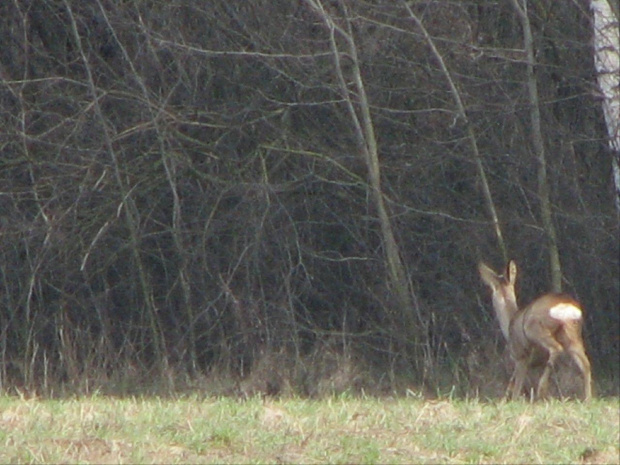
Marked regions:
[479,261,592,401]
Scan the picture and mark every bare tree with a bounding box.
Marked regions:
[509,0,563,292]
[402,2,507,261]
[0,0,616,396]
[590,0,620,218]
[304,0,415,331]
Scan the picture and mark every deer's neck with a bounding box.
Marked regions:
[493,293,518,341]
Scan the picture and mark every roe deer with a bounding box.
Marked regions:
[478,260,592,401]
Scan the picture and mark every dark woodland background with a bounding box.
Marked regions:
[0,0,618,398]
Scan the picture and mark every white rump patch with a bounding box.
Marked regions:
[549,303,582,321]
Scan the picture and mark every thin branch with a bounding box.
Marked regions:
[402,1,507,260]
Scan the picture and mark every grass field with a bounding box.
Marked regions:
[0,393,617,464]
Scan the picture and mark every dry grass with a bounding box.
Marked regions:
[0,394,617,464]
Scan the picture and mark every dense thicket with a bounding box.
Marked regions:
[0,0,617,397]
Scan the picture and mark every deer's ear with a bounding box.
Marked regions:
[507,260,517,285]
[479,262,499,288]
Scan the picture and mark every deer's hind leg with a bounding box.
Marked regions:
[558,323,592,401]
[568,347,592,400]
[524,324,564,400]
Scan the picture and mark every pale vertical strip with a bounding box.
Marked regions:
[591,0,620,213]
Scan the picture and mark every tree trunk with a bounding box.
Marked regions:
[591,0,620,219]
[510,0,563,292]
[403,2,508,262]
[305,0,415,331]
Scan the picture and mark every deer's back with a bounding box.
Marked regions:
[509,293,583,359]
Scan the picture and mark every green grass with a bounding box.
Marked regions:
[0,394,617,464]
